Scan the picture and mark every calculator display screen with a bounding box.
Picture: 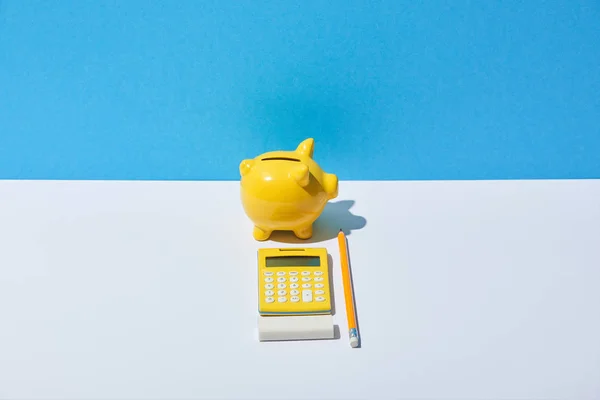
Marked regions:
[266,255,321,267]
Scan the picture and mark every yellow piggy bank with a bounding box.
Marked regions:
[239,138,338,241]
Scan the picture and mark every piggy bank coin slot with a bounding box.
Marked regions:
[261,157,300,162]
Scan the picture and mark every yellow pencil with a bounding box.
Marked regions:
[337,229,359,348]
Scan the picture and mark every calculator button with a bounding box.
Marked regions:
[301,271,310,276]
[290,296,300,302]
[278,290,287,296]
[314,271,323,276]
[289,277,298,282]
[277,296,287,303]
[314,277,323,282]
[277,271,286,276]
[289,271,299,276]
[290,289,299,295]
[264,277,274,283]
[265,284,274,289]
[302,290,313,302]
[302,277,311,282]
[265,290,274,296]
[277,277,286,283]
[315,283,324,288]
[277,283,286,289]
[315,290,325,295]
[265,297,275,303]
[263,271,274,276]
[316,296,326,302]
[290,283,299,289]
[302,283,311,288]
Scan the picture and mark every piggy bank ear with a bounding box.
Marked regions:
[290,163,310,187]
[295,138,314,158]
[239,159,255,176]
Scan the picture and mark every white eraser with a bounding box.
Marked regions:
[350,336,359,348]
[258,315,335,341]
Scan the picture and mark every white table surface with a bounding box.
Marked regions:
[1,179,599,400]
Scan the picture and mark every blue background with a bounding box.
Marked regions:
[1,0,599,180]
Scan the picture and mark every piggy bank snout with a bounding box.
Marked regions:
[239,159,254,177]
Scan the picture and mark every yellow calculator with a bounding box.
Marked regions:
[258,247,331,316]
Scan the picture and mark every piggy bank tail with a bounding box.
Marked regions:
[323,173,338,200]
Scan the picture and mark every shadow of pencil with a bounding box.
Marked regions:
[269,200,367,244]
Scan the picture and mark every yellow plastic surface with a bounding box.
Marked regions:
[257,247,332,316]
[239,138,338,241]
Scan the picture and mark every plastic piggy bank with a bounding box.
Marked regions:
[239,138,338,241]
